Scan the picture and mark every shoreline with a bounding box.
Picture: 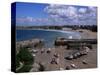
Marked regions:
[16,28,80,34]
[16,28,97,45]
[16,28,97,41]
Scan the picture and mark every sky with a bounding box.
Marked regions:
[15,2,97,26]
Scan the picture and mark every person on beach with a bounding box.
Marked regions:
[47,48,51,53]
[41,48,45,53]
[50,57,60,65]
[54,53,59,58]
[50,58,57,64]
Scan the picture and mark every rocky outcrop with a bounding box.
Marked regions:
[65,47,90,60]
[16,39,44,53]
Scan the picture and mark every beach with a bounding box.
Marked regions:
[16,29,97,72]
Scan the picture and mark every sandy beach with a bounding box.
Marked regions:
[16,29,97,72]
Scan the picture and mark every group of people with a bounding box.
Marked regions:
[40,48,60,65]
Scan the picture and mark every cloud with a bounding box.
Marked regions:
[16,17,56,26]
[44,5,78,19]
[88,7,97,12]
[44,4,97,25]
[78,8,87,14]
[26,16,33,22]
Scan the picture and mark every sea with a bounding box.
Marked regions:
[16,29,81,48]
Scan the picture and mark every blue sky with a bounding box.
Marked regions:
[16,2,49,18]
[15,2,97,26]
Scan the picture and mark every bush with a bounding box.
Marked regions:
[17,65,32,72]
[17,47,34,65]
[16,54,20,68]
[16,47,34,72]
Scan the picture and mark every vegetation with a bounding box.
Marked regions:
[17,65,32,72]
[65,25,97,32]
[16,54,20,68]
[16,47,34,72]
[17,25,97,32]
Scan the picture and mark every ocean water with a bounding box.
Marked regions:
[16,30,81,48]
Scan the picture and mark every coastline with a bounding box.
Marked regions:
[16,28,80,33]
[16,28,97,72]
[16,28,97,39]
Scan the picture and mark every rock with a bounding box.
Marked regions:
[80,50,88,55]
[32,49,38,53]
[69,55,74,59]
[82,60,88,64]
[38,62,45,71]
[73,54,77,59]
[30,63,40,72]
[80,46,90,55]
[59,68,64,70]
[65,55,73,60]
[71,64,77,68]
[65,48,89,60]
[85,47,90,53]
[73,52,81,59]
[32,54,36,57]
[76,52,81,56]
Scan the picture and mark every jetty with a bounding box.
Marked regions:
[55,38,97,49]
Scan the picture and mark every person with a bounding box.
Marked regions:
[84,46,90,53]
[65,66,70,70]
[56,58,60,64]
[41,48,45,53]
[54,53,59,58]
[51,58,57,64]
[47,48,51,53]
